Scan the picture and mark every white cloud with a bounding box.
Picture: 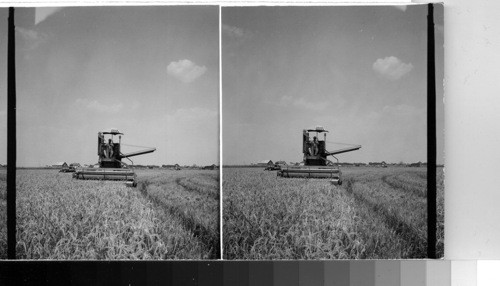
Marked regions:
[167,59,207,83]
[373,56,414,81]
[76,99,123,113]
[280,96,329,111]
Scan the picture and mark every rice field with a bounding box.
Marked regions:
[223,166,444,259]
[13,168,219,259]
[2,166,443,260]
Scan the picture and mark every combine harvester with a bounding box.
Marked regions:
[277,126,360,185]
[73,129,156,187]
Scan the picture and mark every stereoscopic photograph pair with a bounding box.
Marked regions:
[0,4,444,260]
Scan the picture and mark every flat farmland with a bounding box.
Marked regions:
[13,168,219,259]
[223,166,444,259]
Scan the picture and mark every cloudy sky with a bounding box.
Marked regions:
[222,5,444,165]
[0,7,219,167]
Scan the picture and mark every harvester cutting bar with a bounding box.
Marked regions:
[279,166,342,185]
[278,166,341,181]
[73,168,136,182]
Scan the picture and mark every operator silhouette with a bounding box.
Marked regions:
[312,136,319,156]
[107,139,114,159]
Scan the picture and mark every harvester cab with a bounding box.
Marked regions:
[73,129,156,187]
[98,130,124,168]
[278,126,361,185]
[303,127,331,166]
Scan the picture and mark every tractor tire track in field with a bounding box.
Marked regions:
[175,177,219,201]
[344,178,427,258]
[381,175,427,199]
[138,181,220,259]
[172,179,220,259]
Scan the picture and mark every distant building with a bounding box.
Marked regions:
[52,162,68,169]
[369,162,387,167]
[257,160,273,166]
[409,161,423,167]
[203,164,218,170]
[162,164,181,170]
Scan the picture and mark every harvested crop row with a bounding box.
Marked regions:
[16,169,205,259]
[345,179,426,257]
[138,170,219,196]
[345,167,444,257]
[342,168,428,257]
[347,178,427,233]
[223,168,411,259]
[382,172,427,198]
[176,177,219,201]
[136,169,220,259]
[194,173,220,190]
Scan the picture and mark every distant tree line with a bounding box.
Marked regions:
[224,160,442,168]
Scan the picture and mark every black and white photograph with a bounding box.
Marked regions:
[1,6,220,259]
[222,5,444,259]
[6,0,500,283]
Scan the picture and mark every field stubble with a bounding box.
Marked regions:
[223,166,444,259]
